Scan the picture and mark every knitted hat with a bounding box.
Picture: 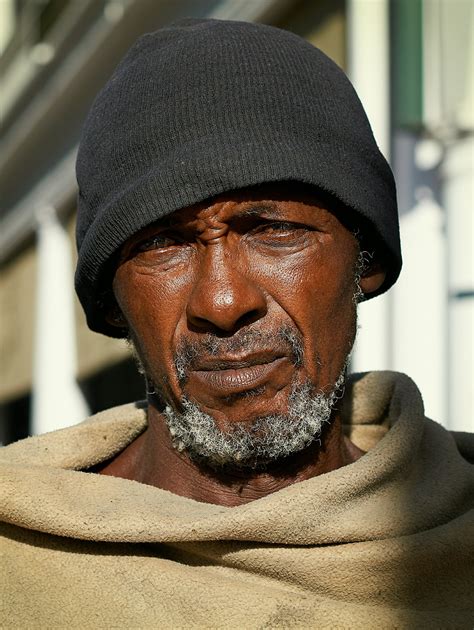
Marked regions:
[76,18,401,338]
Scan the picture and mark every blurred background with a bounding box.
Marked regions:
[0,0,472,444]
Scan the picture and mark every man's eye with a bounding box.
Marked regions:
[251,222,309,242]
[136,234,182,252]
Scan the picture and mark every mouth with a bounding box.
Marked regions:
[189,354,289,396]
[195,351,284,371]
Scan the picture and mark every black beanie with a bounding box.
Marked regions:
[76,18,401,338]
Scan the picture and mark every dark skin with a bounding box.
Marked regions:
[100,185,385,506]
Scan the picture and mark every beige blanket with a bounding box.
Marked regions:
[1,371,473,629]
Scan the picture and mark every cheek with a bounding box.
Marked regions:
[252,249,357,372]
[113,266,193,367]
[253,248,355,320]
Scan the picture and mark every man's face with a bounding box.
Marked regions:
[111,186,372,463]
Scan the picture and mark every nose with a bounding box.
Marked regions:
[186,244,267,333]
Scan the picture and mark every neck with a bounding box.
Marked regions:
[98,401,364,506]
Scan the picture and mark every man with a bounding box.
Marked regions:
[1,18,473,628]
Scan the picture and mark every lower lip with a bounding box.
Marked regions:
[191,357,288,395]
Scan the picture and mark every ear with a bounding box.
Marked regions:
[358,261,386,296]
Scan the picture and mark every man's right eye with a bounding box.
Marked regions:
[136,234,182,252]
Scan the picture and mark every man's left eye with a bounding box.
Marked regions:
[251,222,309,243]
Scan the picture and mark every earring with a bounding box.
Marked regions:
[145,379,156,396]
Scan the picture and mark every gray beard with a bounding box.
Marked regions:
[163,369,346,470]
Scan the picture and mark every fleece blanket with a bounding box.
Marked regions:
[1,371,473,629]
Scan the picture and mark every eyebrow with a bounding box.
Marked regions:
[149,201,283,231]
[234,202,282,218]
[156,214,178,228]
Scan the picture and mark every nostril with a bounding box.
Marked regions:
[235,309,265,330]
[187,316,224,335]
[188,308,265,335]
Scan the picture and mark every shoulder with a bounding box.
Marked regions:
[0,402,147,470]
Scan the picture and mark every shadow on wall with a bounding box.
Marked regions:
[0,394,30,446]
[79,358,146,416]
[0,358,145,445]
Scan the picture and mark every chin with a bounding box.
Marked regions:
[162,372,345,470]
[186,385,294,431]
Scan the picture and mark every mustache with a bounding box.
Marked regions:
[174,325,304,384]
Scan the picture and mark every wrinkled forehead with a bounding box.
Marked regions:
[134,182,358,237]
[165,182,328,217]
[118,181,354,251]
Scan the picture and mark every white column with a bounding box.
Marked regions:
[347,0,393,373]
[32,206,89,435]
[392,189,447,425]
[443,137,474,432]
[0,0,15,53]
